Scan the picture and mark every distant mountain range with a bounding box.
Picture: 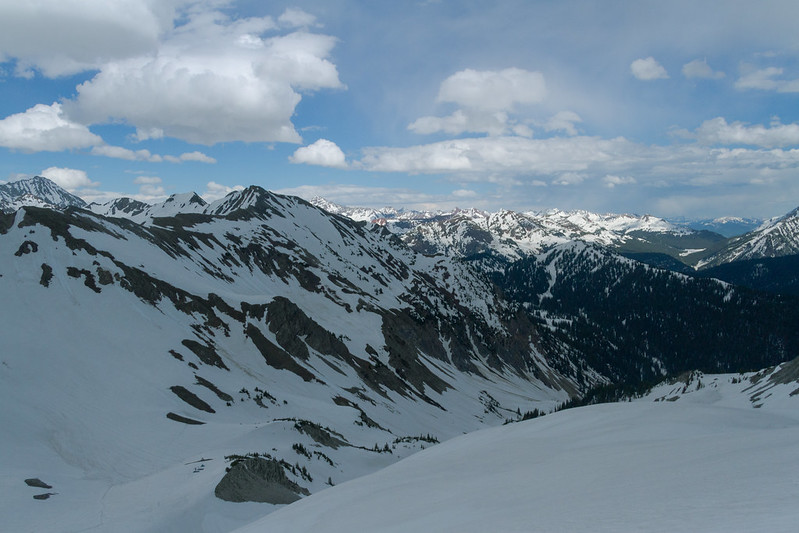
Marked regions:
[685,216,764,237]
[310,196,799,277]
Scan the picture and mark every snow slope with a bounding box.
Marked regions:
[3,185,799,532]
[699,207,799,268]
[236,363,799,533]
[0,192,574,533]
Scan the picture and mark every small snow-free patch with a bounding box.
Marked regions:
[25,478,52,489]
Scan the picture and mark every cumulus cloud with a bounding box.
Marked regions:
[0,0,170,77]
[178,151,216,163]
[630,57,669,81]
[130,176,165,198]
[133,127,164,141]
[408,68,546,136]
[1,5,344,150]
[90,145,216,163]
[0,102,102,152]
[682,59,725,80]
[692,117,799,148]
[437,68,546,112]
[133,176,162,185]
[553,172,586,186]
[359,136,627,175]
[409,109,510,136]
[50,8,343,145]
[544,111,582,136]
[356,134,799,195]
[452,189,478,198]
[735,67,799,93]
[278,8,318,28]
[290,139,348,168]
[202,181,245,202]
[603,175,637,188]
[91,145,162,162]
[40,166,99,191]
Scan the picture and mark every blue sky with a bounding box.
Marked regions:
[1,0,798,219]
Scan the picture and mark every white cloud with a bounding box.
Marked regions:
[735,67,799,93]
[692,117,799,148]
[178,151,217,163]
[202,181,245,202]
[356,134,799,198]
[603,175,637,188]
[133,176,162,185]
[630,57,669,81]
[133,127,164,141]
[137,183,166,199]
[437,68,546,112]
[290,139,347,168]
[408,68,549,137]
[553,172,586,186]
[544,111,582,136]
[276,183,442,210]
[409,109,511,136]
[0,0,170,77]
[452,189,478,198]
[59,9,342,145]
[40,166,99,191]
[682,59,725,80]
[360,136,625,175]
[0,102,102,152]
[90,145,216,163]
[278,8,317,28]
[91,145,162,162]
[735,67,783,90]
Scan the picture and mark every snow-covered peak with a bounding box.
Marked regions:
[204,185,288,217]
[89,192,207,224]
[534,209,688,237]
[698,204,799,268]
[310,197,450,224]
[0,176,87,212]
[148,192,207,218]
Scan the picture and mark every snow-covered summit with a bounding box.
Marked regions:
[0,176,87,213]
[90,192,207,224]
[698,205,799,267]
[310,198,704,265]
[535,208,690,238]
[310,197,449,224]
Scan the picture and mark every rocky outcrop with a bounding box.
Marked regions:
[215,457,309,504]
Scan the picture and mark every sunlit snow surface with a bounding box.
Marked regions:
[239,373,799,533]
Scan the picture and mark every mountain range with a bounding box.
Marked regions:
[311,194,799,289]
[2,175,799,532]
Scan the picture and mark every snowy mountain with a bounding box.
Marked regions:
[698,207,799,268]
[686,216,763,238]
[312,198,727,269]
[239,359,799,533]
[0,176,87,212]
[3,181,799,531]
[1,188,582,532]
[89,192,208,224]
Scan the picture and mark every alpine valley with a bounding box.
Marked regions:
[3,176,799,532]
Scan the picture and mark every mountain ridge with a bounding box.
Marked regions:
[3,180,799,532]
